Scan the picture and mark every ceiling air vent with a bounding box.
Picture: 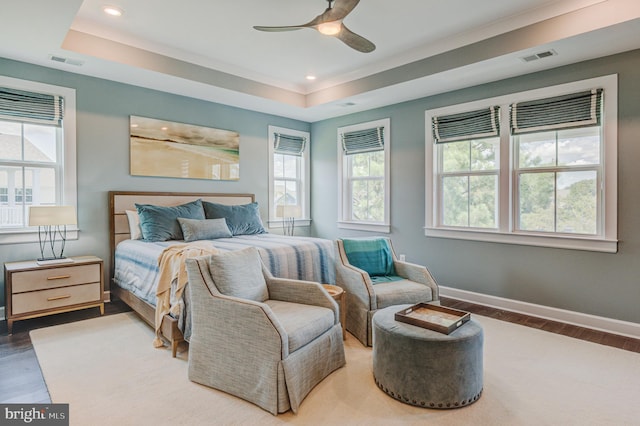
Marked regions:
[521,50,557,63]
[49,55,84,66]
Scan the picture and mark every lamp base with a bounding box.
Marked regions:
[36,257,75,266]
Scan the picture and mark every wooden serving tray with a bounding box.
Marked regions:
[394,303,471,334]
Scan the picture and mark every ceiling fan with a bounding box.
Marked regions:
[253,0,376,53]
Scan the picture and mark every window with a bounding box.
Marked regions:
[426,75,617,252]
[0,76,77,244]
[338,118,390,233]
[434,107,500,229]
[267,126,310,229]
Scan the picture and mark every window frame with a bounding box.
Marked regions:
[337,118,391,233]
[267,125,311,229]
[0,76,77,244]
[425,75,617,252]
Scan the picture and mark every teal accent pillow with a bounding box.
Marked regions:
[202,201,266,236]
[135,199,205,241]
[342,238,396,277]
[177,217,232,242]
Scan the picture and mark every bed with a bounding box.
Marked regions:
[109,191,336,356]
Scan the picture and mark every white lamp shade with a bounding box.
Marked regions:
[29,206,77,226]
[276,205,302,218]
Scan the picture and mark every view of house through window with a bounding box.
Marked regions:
[273,151,301,219]
[0,121,59,228]
[0,77,76,244]
[267,126,310,229]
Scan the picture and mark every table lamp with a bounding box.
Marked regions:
[28,205,77,264]
[276,205,301,236]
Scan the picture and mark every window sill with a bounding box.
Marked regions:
[338,221,391,233]
[267,219,311,229]
[0,228,79,245]
[424,227,617,253]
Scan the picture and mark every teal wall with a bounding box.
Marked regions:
[2,49,640,325]
[0,57,309,304]
[311,49,640,324]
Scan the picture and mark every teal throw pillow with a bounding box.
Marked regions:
[202,201,266,236]
[136,199,205,241]
[341,238,396,277]
[177,217,232,242]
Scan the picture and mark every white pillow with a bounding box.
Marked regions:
[125,210,143,240]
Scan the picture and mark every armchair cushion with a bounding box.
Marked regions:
[208,247,269,302]
[373,279,433,309]
[341,238,396,278]
[265,300,335,353]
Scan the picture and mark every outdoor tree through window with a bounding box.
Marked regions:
[425,75,617,252]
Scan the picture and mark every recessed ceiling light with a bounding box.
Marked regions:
[103,5,124,17]
[305,75,317,81]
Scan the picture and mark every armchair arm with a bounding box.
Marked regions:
[186,257,289,359]
[335,240,376,310]
[205,294,290,357]
[266,278,339,324]
[393,260,440,301]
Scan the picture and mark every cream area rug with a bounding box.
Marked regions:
[30,312,640,426]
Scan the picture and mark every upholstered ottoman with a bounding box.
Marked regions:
[372,304,483,409]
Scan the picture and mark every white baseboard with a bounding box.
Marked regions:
[440,286,640,340]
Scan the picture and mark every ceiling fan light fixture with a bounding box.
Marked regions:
[317,21,342,36]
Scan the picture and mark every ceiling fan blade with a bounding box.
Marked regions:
[336,24,375,53]
[253,25,306,32]
[325,0,361,21]
[254,14,324,32]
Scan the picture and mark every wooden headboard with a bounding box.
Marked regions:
[108,191,255,278]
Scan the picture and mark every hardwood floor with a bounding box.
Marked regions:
[441,297,640,353]
[1,298,638,404]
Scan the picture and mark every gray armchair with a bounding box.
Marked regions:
[185,247,345,415]
[335,237,440,346]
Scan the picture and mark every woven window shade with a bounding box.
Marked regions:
[274,133,306,156]
[432,106,500,144]
[341,126,384,155]
[0,87,64,126]
[510,89,603,135]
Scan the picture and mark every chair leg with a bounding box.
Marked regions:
[172,340,179,358]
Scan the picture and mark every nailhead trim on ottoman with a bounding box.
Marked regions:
[372,304,484,409]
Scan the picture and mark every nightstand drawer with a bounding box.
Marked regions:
[11,264,101,293]
[11,282,101,315]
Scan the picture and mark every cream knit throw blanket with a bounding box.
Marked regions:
[153,241,219,348]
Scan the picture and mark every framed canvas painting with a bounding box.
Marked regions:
[130,115,240,180]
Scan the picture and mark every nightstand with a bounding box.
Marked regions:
[4,256,104,334]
